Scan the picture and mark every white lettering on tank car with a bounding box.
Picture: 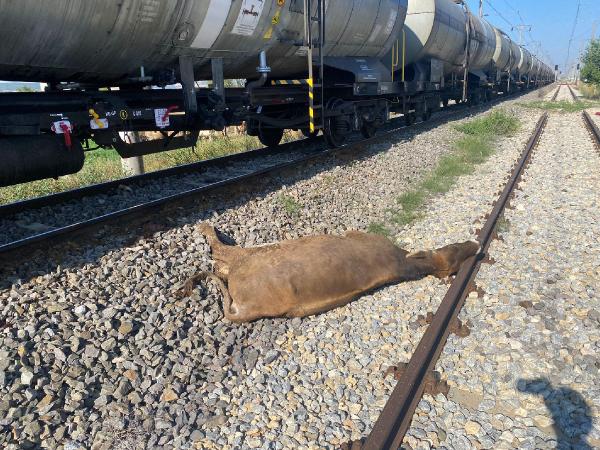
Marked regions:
[383,8,398,36]
[231,0,266,36]
[191,0,233,49]
[139,0,160,23]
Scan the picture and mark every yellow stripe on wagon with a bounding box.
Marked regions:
[270,79,310,86]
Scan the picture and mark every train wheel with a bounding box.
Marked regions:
[442,98,449,108]
[422,108,432,122]
[258,125,284,147]
[324,117,348,148]
[360,121,377,139]
[324,99,349,148]
[404,112,414,126]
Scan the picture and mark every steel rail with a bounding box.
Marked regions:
[567,84,578,102]
[0,89,536,258]
[583,110,600,149]
[0,102,468,218]
[354,113,549,450]
[551,85,561,101]
[0,87,537,219]
[0,136,316,218]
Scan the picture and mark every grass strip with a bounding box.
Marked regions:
[370,109,520,232]
[520,99,599,113]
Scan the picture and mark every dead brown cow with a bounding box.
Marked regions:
[179,224,480,323]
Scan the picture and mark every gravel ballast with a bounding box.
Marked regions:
[1,89,550,449]
[401,111,600,448]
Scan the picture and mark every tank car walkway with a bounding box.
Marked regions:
[402,110,600,448]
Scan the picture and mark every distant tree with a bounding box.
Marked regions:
[16,86,36,92]
[581,39,600,86]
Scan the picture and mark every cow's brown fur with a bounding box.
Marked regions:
[179,224,480,323]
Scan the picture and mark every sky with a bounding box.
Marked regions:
[466,0,599,74]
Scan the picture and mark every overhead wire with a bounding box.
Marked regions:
[484,0,553,66]
[482,0,515,30]
[565,0,582,72]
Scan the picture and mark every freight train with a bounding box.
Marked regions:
[0,0,554,187]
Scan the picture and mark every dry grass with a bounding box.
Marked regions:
[580,83,600,100]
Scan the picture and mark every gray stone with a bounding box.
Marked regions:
[84,345,100,359]
[190,430,203,442]
[263,350,280,365]
[20,370,34,386]
[53,348,67,363]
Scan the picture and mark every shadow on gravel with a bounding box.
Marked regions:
[517,378,593,449]
[1,99,510,289]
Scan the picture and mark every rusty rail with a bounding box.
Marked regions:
[551,85,561,101]
[567,84,578,102]
[347,113,549,450]
[583,111,600,150]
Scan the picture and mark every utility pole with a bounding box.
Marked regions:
[592,20,597,41]
[479,0,483,18]
[512,24,532,46]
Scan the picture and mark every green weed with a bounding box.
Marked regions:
[496,216,510,233]
[580,83,600,100]
[367,222,391,237]
[278,195,301,216]
[374,109,520,231]
[455,109,520,136]
[520,100,599,113]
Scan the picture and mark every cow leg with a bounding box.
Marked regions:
[404,241,480,279]
[177,272,239,318]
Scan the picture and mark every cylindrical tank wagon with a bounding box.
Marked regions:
[0,0,553,187]
[518,47,533,77]
[492,28,512,73]
[0,0,408,84]
[402,0,496,76]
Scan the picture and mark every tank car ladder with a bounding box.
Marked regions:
[303,0,325,135]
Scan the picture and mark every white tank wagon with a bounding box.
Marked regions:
[0,0,407,85]
[508,41,522,72]
[0,0,553,187]
[531,57,542,80]
[517,46,534,77]
[492,28,512,72]
[468,16,497,71]
[492,29,523,74]
[402,0,496,77]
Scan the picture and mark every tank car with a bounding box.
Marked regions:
[0,0,406,84]
[0,0,553,188]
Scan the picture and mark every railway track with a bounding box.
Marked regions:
[567,84,579,102]
[0,93,564,448]
[550,83,578,102]
[583,110,600,150]
[344,112,549,449]
[0,89,536,259]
